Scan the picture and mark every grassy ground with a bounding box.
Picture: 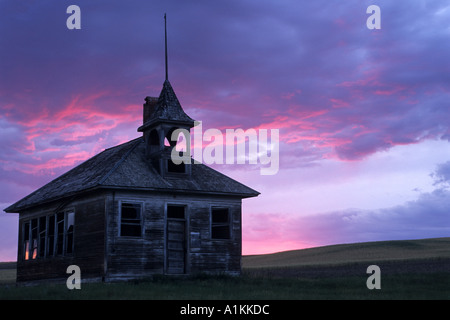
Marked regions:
[0,272,448,300]
[0,262,15,286]
[0,238,449,300]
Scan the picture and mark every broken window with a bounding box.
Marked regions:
[211,208,231,240]
[47,214,55,257]
[66,211,75,254]
[31,219,38,259]
[23,222,30,260]
[21,209,75,261]
[120,202,142,237]
[39,216,46,258]
[56,212,65,255]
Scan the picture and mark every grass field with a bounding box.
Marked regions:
[0,238,449,300]
[243,237,450,267]
[0,262,15,285]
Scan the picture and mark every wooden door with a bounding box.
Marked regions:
[166,205,186,274]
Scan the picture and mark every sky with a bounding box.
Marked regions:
[1,0,450,261]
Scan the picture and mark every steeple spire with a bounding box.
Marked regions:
[164,13,168,81]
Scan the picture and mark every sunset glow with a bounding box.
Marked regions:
[1,1,450,261]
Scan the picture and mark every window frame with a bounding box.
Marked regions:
[55,212,65,256]
[30,219,38,259]
[20,208,75,261]
[65,210,75,255]
[47,214,56,257]
[38,216,47,258]
[210,207,232,240]
[118,201,143,238]
[23,221,30,261]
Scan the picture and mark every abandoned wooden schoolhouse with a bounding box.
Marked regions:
[4,21,259,282]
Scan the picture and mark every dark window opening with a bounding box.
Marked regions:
[56,212,65,255]
[149,129,159,146]
[167,205,185,219]
[165,129,178,148]
[120,202,142,237]
[66,211,75,254]
[167,159,186,173]
[211,208,231,240]
[47,215,55,257]
[38,216,46,258]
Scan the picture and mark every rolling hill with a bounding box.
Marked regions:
[243,237,450,271]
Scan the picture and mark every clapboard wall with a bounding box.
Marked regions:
[16,188,243,283]
[105,190,242,281]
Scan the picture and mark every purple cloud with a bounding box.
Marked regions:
[2,1,450,259]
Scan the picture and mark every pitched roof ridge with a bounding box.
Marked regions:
[4,137,143,213]
[98,137,143,185]
[4,144,119,213]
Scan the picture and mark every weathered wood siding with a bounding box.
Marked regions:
[16,188,243,283]
[105,190,242,281]
[16,192,106,283]
[188,197,242,275]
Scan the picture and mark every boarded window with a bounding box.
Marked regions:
[120,202,142,237]
[211,208,231,240]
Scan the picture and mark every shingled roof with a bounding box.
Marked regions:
[138,80,195,132]
[4,137,259,213]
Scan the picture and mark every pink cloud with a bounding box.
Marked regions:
[329,98,350,109]
[0,91,145,186]
[2,0,450,259]
[375,86,406,96]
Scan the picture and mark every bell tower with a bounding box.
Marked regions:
[137,14,195,177]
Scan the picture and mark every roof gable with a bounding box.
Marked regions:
[4,138,140,212]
